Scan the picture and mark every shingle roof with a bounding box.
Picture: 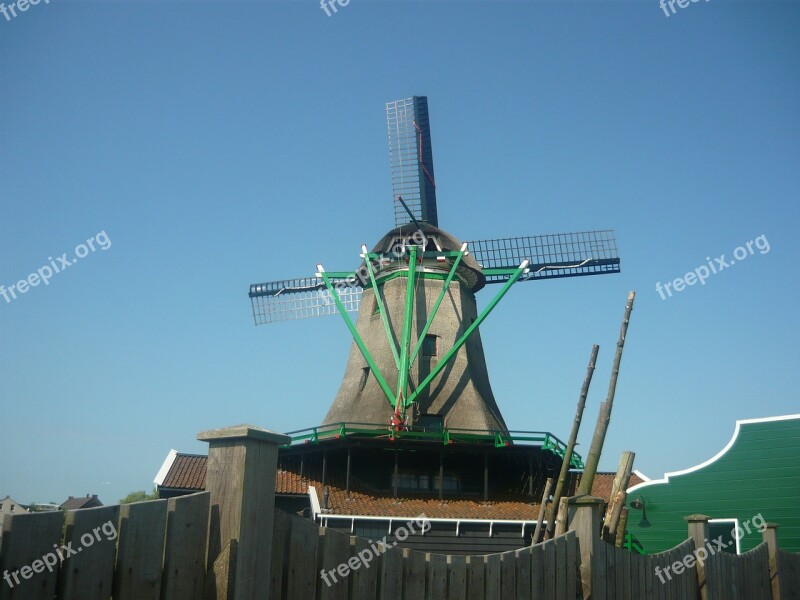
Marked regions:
[60,496,103,510]
[157,452,644,520]
[160,453,207,490]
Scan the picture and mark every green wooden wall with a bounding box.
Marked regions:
[625,415,800,554]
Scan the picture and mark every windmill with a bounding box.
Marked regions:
[249,96,621,434]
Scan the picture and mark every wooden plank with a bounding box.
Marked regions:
[514,547,531,600]
[113,499,168,600]
[644,554,655,600]
[485,554,501,600]
[500,550,515,600]
[318,528,350,600]
[615,546,625,600]
[161,492,210,600]
[380,544,403,600]
[530,543,544,600]
[543,538,555,600]
[636,550,645,600]
[285,515,319,600]
[0,511,64,600]
[566,532,578,600]
[555,535,567,600]
[428,553,447,600]
[594,535,607,600]
[402,548,425,600]
[621,544,632,600]
[447,554,466,600]
[205,539,236,600]
[351,536,381,600]
[465,555,484,600]
[268,509,289,600]
[60,504,120,600]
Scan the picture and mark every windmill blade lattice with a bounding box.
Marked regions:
[249,277,362,324]
[387,96,438,228]
[470,229,620,284]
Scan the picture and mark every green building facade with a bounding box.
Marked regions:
[626,414,800,554]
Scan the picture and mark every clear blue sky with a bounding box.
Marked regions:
[1,0,798,506]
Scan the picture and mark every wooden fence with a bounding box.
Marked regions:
[0,492,209,600]
[778,549,800,600]
[269,508,579,600]
[1,423,799,600]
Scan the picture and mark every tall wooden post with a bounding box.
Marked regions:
[566,495,605,600]
[762,522,782,600]
[601,450,635,543]
[532,477,554,544]
[546,344,599,539]
[685,514,711,600]
[578,291,635,495]
[199,424,290,600]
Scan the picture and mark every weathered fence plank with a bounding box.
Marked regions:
[566,532,578,600]
[778,549,800,600]
[0,510,64,600]
[555,534,568,599]
[447,554,466,600]
[706,542,771,600]
[514,547,531,600]
[285,515,319,599]
[465,555,484,600]
[402,547,425,600]
[318,528,350,600]
[380,544,403,600]
[485,553,501,600]
[543,536,556,600]
[427,553,447,600]
[500,549,516,600]
[530,541,545,600]
[269,509,290,600]
[352,536,381,600]
[113,499,168,600]
[60,504,120,600]
[161,492,210,600]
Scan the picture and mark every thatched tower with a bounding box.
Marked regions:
[323,223,509,433]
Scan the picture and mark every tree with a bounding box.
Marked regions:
[119,487,158,504]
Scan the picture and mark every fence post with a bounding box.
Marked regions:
[685,514,711,600]
[762,522,781,600]
[199,424,291,600]
[566,495,605,600]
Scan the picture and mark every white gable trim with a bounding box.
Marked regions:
[628,414,800,494]
[153,449,178,486]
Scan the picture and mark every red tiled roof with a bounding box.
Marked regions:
[158,452,644,520]
[314,485,542,520]
[161,454,207,490]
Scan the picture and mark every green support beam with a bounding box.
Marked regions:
[317,265,396,409]
[363,245,400,369]
[405,260,530,407]
[410,243,468,363]
[395,246,418,417]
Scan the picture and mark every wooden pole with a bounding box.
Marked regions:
[615,507,629,548]
[578,291,636,496]
[602,450,635,543]
[685,514,711,600]
[566,495,606,600]
[532,476,554,544]
[199,424,290,600]
[762,522,781,600]
[544,344,599,540]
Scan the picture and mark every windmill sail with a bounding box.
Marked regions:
[387,96,438,228]
[470,229,621,284]
[249,276,362,324]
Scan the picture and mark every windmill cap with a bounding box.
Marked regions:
[364,223,486,292]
